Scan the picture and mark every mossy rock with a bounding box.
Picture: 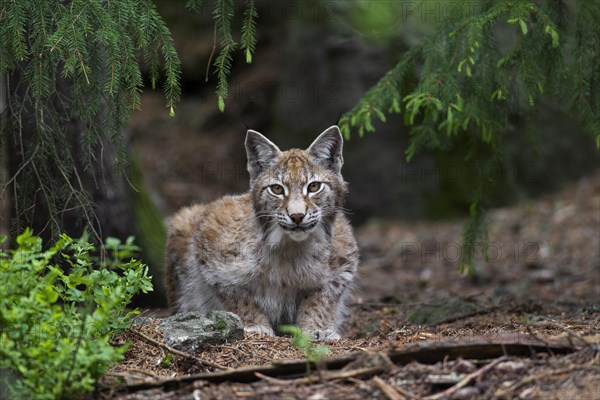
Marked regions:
[159,311,244,353]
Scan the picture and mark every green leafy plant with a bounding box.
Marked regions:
[279,325,331,377]
[161,353,174,369]
[0,229,153,400]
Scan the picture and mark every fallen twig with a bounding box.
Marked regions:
[494,364,599,398]
[128,328,228,370]
[124,368,160,378]
[253,372,291,385]
[424,356,507,400]
[104,333,584,394]
[387,333,578,365]
[393,385,422,400]
[255,366,384,386]
[372,376,406,400]
[531,320,595,348]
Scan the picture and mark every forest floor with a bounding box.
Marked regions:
[98,173,599,399]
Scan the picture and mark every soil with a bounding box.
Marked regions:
[97,171,600,399]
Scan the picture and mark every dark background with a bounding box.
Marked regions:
[132,0,597,223]
[122,1,598,305]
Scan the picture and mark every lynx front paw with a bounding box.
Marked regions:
[308,329,341,341]
[244,324,275,337]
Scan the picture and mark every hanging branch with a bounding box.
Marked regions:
[338,0,600,273]
[0,0,182,238]
[187,0,259,111]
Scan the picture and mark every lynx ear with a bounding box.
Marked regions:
[245,130,281,182]
[307,125,344,173]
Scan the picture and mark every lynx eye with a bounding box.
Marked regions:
[307,181,322,193]
[268,184,285,196]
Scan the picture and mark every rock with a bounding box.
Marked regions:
[530,269,555,283]
[419,267,434,282]
[159,311,244,353]
[452,386,481,399]
[519,386,538,399]
[453,358,476,374]
[496,360,528,373]
[425,373,462,385]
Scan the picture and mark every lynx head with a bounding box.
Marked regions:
[245,126,347,244]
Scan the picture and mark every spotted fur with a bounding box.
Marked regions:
[165,126,359,340]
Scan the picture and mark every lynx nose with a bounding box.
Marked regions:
[289,213,305,225]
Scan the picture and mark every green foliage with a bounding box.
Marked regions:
[0,229,153,399]
[0,0,182,237]
[279,325,331,374]
[241,0,258,64]
[338,0,600,272]
[213,0,236,112]
[185,0,203,13]
[161,353,174,368]
[187,0,258,111]
[0,0,181,112]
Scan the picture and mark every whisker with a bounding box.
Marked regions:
[321,206,353,215]
[255,211,275,216]
[255,212,279,219]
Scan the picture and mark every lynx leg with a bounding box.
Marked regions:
[221,294,275,336]
[296,289,342,340]
[296,271,354,341]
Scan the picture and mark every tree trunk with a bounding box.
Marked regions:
[3,66,166,306]
[0,75,10,241]
[5,68,134,242]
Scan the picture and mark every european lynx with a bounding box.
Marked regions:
[165,126,358,340]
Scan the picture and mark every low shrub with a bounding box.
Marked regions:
[0,229,153,399]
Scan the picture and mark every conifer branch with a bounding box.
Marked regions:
[0,0,183,238]
[339,0,600,273]
[241,0,258,64]
[189,0,258,111]
[213,0,236,112]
